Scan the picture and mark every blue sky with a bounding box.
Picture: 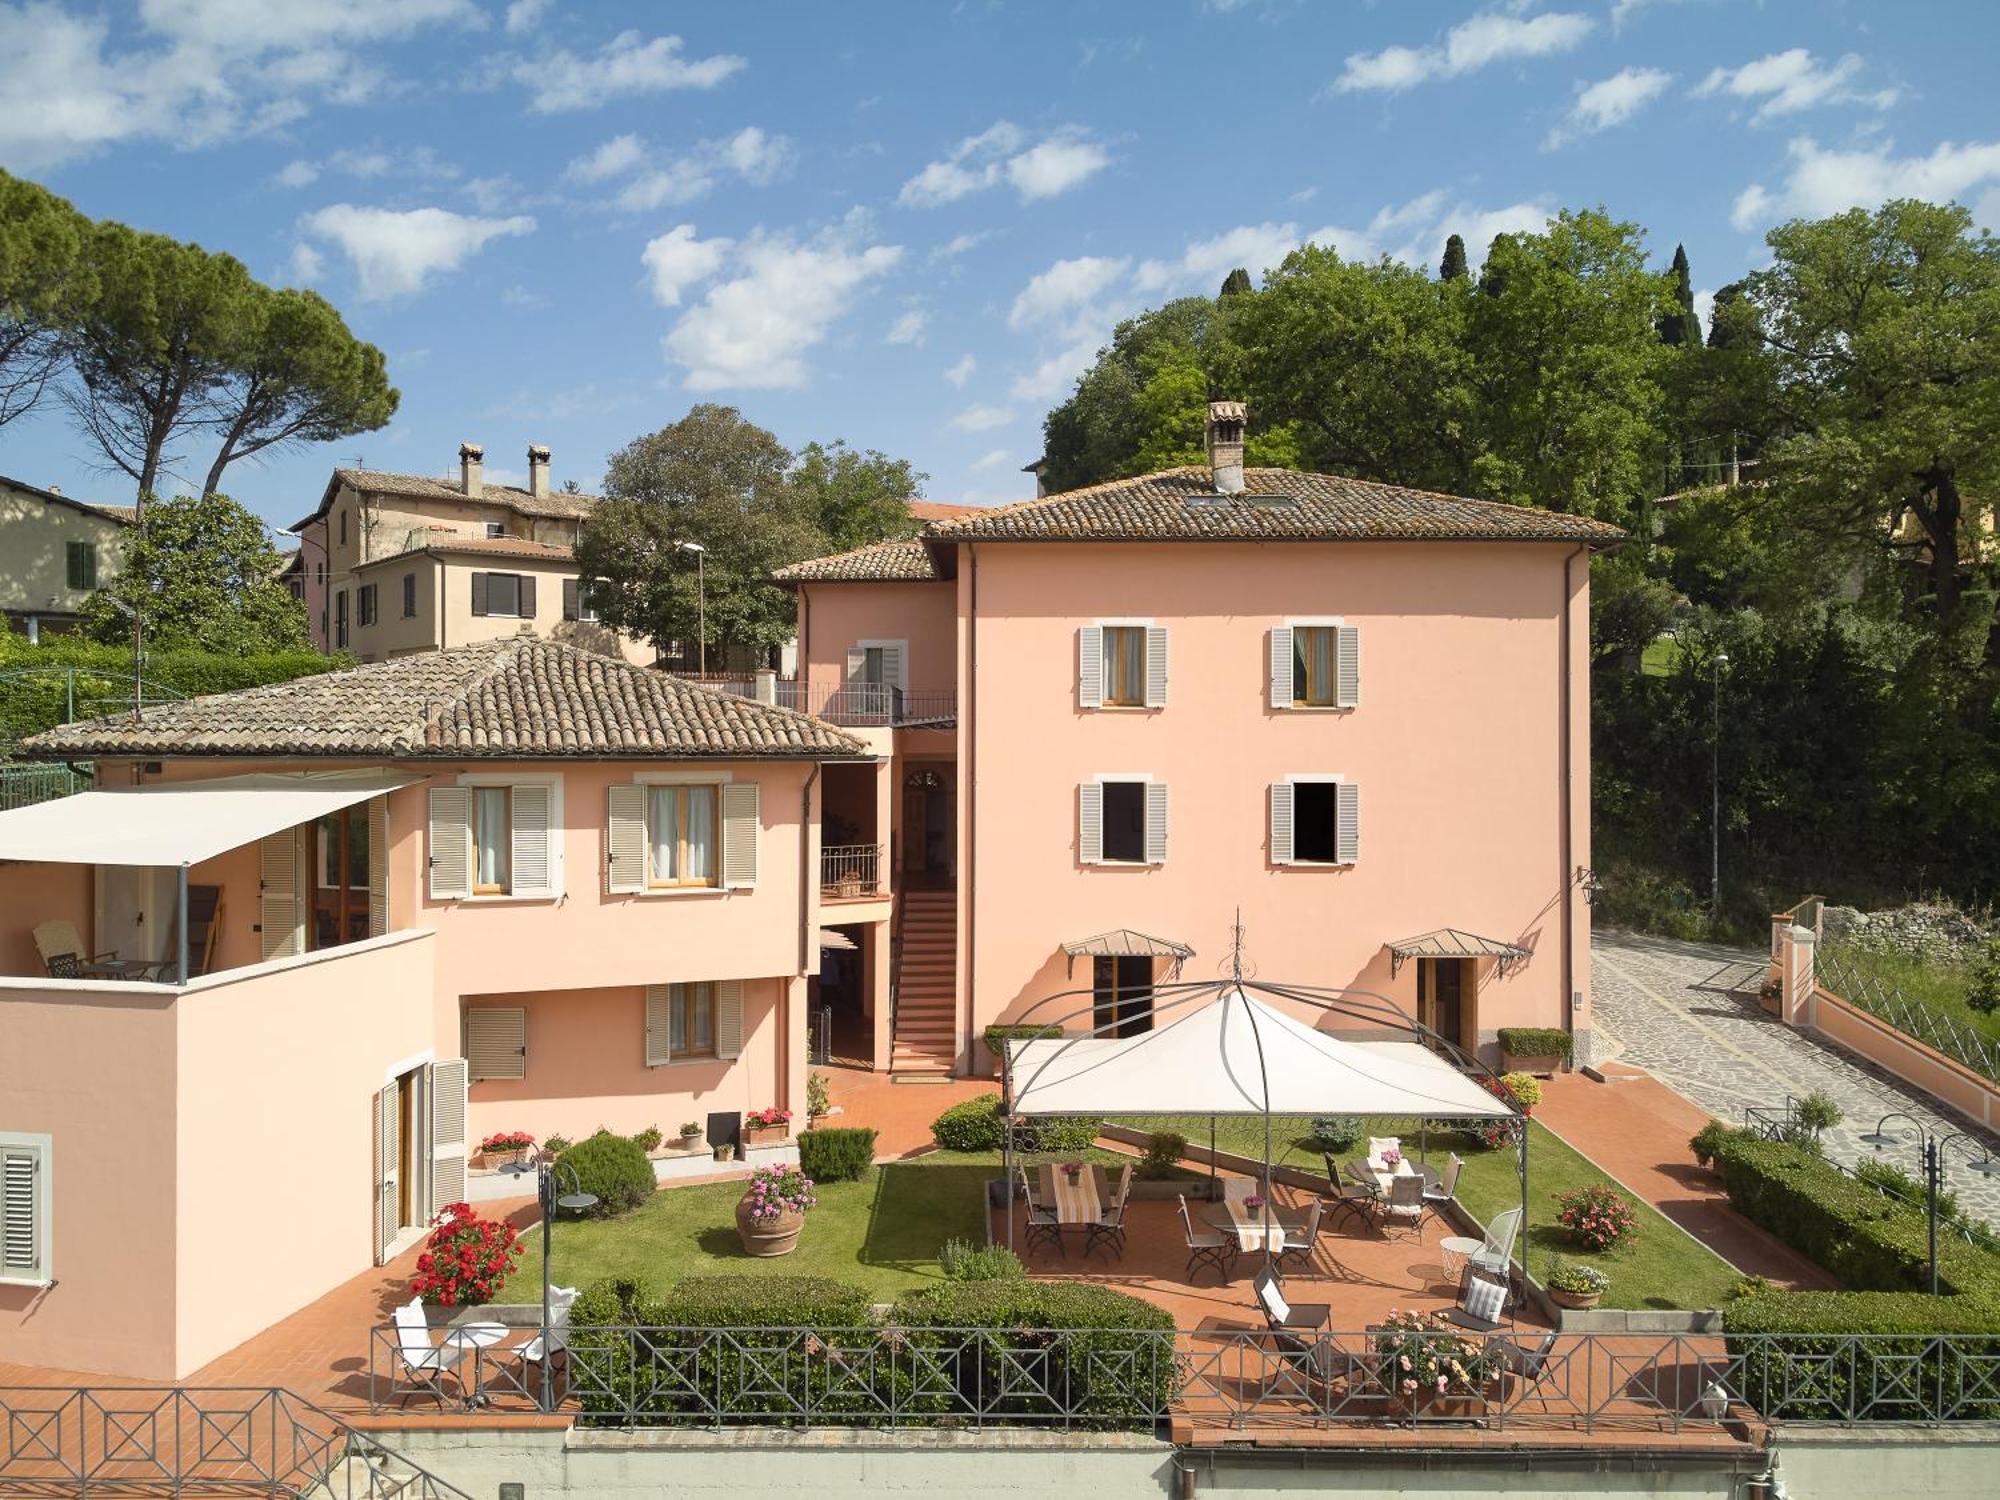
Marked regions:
[3,0,1997,537]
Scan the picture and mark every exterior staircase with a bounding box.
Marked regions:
[890,889,959,1076]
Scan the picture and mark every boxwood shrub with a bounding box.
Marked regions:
[798,1126,877,1182]
[1723,1290,2000,1420]
[556,1130,655,1218]
[929,1093,1102,1154]
[1497,1027,1574,1060]
[982,1022,1060,1057]
[892,1280,1176,1429]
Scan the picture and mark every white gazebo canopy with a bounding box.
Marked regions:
[1004,986,1513,1120]
[0,770,423,868]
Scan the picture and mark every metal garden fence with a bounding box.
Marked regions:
[0,760,89,810]
[1816,947,2000,1086]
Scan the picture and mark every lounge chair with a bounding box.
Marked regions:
[1377,1172,1426,1240]
[389,1297,467,1407]
[1178,1193,1235,1282]
[1274,1199,1323,1274]
[513,1284,579,1404]
[33,920,123,980]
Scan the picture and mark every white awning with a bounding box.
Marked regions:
[1004,986,1513,1120]
[0,770,424,867]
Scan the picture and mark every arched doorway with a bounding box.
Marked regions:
[901,766,954,888]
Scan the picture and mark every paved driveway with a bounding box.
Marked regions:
[1591,928,2000,1231]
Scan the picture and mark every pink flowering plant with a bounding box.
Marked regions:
[1371,1310,1505,1400]
[1555,1182,1638,1253]
[742,1164,817,1223]
[746,1107,792,1130]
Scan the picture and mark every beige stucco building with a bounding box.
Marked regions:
[0,475,134,641]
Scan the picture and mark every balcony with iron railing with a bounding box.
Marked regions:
[679,675,956,729]
[821,843,884,900]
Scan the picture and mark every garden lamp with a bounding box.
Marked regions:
[505,1156,596,1409]
[1860,1111,1998,1293]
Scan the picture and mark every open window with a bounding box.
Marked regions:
[1271,777,1359,866]
[1080,778,1167,865]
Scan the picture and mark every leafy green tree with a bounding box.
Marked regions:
[580,405,827,662]
[1439,233,1469,282]
[86,492,308,654]
[1658,243,1698,346]
[1218,266,1253,298]
[198,286,397,500]
[789,439,927,552]
[0,169,93,429]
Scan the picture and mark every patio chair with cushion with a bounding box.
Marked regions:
[1321,1155,1375,1230]
[1019,1169,1062,1255]
[1179,1193,1235,1283]
[389,1297,468,1407]
[1444,1262,1511,1332]
[1366,1136,1400,1166]
[1274,1198,1323,1274]
[514,1283,579,1401]
[1376,1172,1426,1240]
[1421,1153,1464,1226]
[1254,1265,1331,1334]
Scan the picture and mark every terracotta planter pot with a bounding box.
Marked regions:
[1758,988,1783,1016]
[1388,1389,1489,1422]
[1548,1287,1602,1310]
[745,1124,789,1147]
[735,1195,805,1257]
[1502,1051,1565,1078]
[484,1148,523,1171]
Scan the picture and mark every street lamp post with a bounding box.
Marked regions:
[1860,1112,1998,1293]
[504,1157,597,1410]
[676,541,707,674]
[1711,648,1729,924]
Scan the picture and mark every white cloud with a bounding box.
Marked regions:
[1695,50,1897,123]
[520,30,745,113]
[297,203,534,299]
[565,133,645,183]
[1693,287,1715,339]
[503,0,547,34]
[1008,255,1131,330]
[898,120,1109,207]
[1547,66,1674,147]
[1009,337,1105,402]
[640,225,734,307]
[944,353,976,387]
[933,231,989,261]
[886,309,928,345]
[1731,135,2000,232]
[972,448,1012,469]
[288,240,324,283]
[274,158,319,188]
[950,404,1012,432]
[1336,9,1593,93]
[1304,192,1549,268]
[1134,221,1298,294]
[661,217,903,390]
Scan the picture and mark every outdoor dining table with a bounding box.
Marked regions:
[1203,1195,1288,1253]
[1039,1163,1106,1227]
[441,1322,511,1409]
[1347,1157,1436,1197]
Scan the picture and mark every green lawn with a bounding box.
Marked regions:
[1122,1114,1741,1311]
[1820,940,2000,1054]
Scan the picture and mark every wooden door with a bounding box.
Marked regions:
[1419,959,1466,1053]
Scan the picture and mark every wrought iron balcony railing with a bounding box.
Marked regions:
[822,844,883,897]
[679,676,956,728]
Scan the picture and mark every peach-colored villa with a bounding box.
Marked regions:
[0,403,1620,1380]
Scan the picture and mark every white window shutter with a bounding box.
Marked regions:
[1145,781,1168,864]
[722,782,759,888]
[259,829,303,961]
[374,1081,399,1264]
[644,984,673,1066]
[844,646,867,684]
[1270,782,1295,866]
[367,795,389,937]
[715,979,744,1060]
[427,787,472,901]
[880,642,904,693]
[607,784,647,894]
[510,784,553,897]
[1336,781,1360,864]
[465,1006,526,1080]
[1145,626,1169,708]
[429,1058,468,1215]
[1,1141,46,1283]
[1270,627,1295,709]
[1078,782,1104,864]
[1078,625,1103,709]
[1336,625,1361,708]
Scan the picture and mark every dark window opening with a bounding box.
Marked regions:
[1101,780,1145,863]
[1093,955,1154,1038]
[402,572,416,617]
[65,541,96,591]
[486,522,506,539]
[1293,781,1339,864]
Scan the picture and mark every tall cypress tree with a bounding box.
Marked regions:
[1658,243,1697,345]
[1218,266,1252,299]
[1439,233,1468,281]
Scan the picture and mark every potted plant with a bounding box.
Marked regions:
[714,1142,737,1162]
[1497,1027,1574,1077]
[409,1203,523,1307]
[1371,1311,1505,1419]
[1545,1258,1609,1310]
[807,1072,831,1122]
[631,1125,663,1157]
[1060,1160,1085,1184]
[678,1120,704,1148]
[734,1163,817,1256]
[744,1106,792,1146]
[478,1130,535,1170]
[542,1133,571,1160]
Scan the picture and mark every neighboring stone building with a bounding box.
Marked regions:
[0,475,134,642]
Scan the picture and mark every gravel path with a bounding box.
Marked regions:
[1591,927,2000,1232]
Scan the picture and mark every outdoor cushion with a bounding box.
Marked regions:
[1460,1272,1506,1325]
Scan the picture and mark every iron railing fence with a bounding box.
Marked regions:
[821,843,882,897]
[367,1323,2000,1431]
[681,676,958,728]
[0,1386,476,1498]
[0,761,90,810]
[1816,946,2000,1086]
[810,1004,833,1066]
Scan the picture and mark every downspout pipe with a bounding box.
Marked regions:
[1560,545,1584,1052]
[799,762,823,977]
[963,543,977,1076]
[176,862,189,986]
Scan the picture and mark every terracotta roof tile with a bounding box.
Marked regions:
[26,638,867,761]
[924,466,1626,546]
[772,539,941,583]
[355,536,577,568]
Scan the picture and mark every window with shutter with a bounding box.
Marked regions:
[1269,782,1295,865]
[259,828,304,960]
[721,782,759,888]
[1078,781,1104,864]
[429,1058,469,1215]
[65,541,96,591]
[0,1134,50,1285]
[644,984,674,1065]
[714,979,744,1060]
[1144,626,1168,707]
[464,1006,527,1080]
[1077,625,1103,708]
[428,787,472,900]
[373,1082,398,1264]
[1093,780,1148,863]
[1335,625,1360,708]
[651,982,716,1058]
[1269,626,1295,709]
[367,795,389,937]
[607,784,647,893]
[643,784,720,888]
[402,572,416,618]
[510,783,554,897]
[1144,782,1168,864]
[1281,778,1357,866]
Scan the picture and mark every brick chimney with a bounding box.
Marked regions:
[458,442,484,496]
[1205,400,1246,495]
[527,444,552,499]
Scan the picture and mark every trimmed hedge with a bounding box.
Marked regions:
[892,1281,1175,1428]
[798,1127,877,1182]
[556,1131,655,1218]
[1723,1291,2000,1420]
[1497,1027,1574,1060]
[983,1022,1060,1058]
[929,1093,1102,1155]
